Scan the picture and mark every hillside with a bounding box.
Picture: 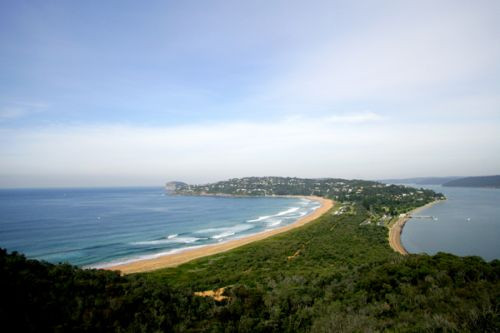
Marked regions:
[379,177,461,185]
[443,175,500,188]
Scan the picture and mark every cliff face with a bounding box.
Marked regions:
[165,181,188,191]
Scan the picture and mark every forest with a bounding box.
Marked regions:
[1,201,498,331]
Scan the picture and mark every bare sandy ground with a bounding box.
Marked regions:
[388,200,442,255]
[105,196,334,274]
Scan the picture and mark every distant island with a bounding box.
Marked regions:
[380,175,500,188]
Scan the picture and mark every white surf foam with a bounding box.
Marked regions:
[275,207,300,216]
[247,215,272,222]
[195,224,255,240]
[268,220,282,227]
[197,224,254,236]
[131,236,202,245]
[247,207,302,223]
[212,231,236,239]
[89,245,206,269]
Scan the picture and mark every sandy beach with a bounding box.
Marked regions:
[388,200,442,255]
[106,195,334,274]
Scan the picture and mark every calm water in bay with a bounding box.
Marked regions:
[402,185,500,261]
[0,187,320,268]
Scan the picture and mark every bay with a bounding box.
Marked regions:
[401,184,500,261]
[0,187,319,267]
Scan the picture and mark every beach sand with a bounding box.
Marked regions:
[388,200,442,255]
[105,196,334,274]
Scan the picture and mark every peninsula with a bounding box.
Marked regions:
[165,176,444,258]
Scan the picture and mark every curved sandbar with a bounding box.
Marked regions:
[106,196,334,274]
[388,200,442,255]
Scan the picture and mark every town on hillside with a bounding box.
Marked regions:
[166,177,445,225]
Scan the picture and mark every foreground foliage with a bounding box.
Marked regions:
[1,203,498,332]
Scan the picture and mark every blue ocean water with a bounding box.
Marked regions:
[0,187,320,268]
[401,185,500,261]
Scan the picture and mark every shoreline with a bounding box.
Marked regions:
[104,195,334,274]
[388,200,443,255]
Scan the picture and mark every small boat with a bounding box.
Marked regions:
[466,217,471,222]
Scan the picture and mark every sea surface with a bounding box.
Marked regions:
[401,185,500,261]
[0,187,320,268]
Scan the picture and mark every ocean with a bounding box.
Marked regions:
[401,185,500,261]
[0,187,320,268]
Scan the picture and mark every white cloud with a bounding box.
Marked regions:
[324,111,382,124]
[0,102,48,120]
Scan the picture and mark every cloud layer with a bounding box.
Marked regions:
[1,114,499,187]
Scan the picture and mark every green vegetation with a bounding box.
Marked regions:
[0,248,205,332]
[1,178,498,331]
[173,177,443,213]
[174,177,444,225]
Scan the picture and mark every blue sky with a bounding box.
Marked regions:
[1,0,499,187]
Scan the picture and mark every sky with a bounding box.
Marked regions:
[1,0,499,187]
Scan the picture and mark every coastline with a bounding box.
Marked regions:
[105,195,334,274]
[388,200,442,255]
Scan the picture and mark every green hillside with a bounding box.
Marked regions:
[443,175,500,188]
[380,177,461,185]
